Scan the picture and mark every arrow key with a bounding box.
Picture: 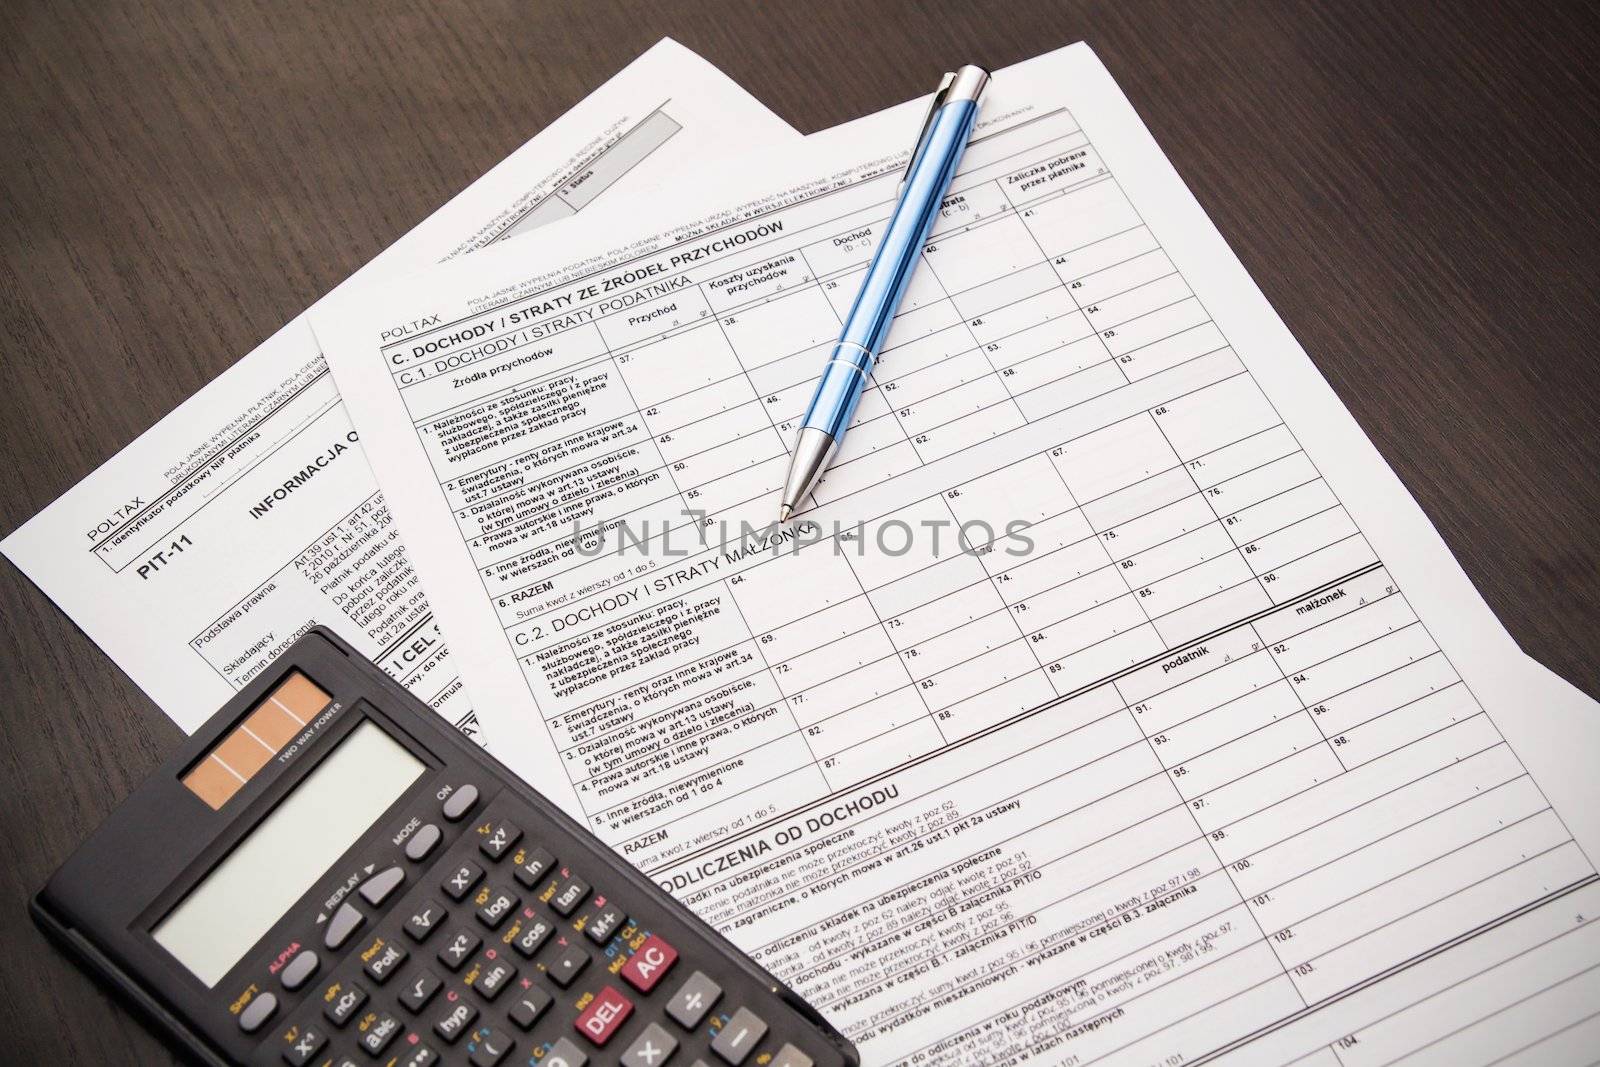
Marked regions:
[323,901,364,950]
[359,865,406,906]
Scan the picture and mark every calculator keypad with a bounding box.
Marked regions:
[479,821,521,860]
[545,942,589,988]
[506,986,551,1030]
[437,928,481,971]
[321,981,366,1026]
[466,954,515,1000]
[360,935,407,983]
[442,861,483,901]
[358,865,405,906]
[511,846,553,887]
[250,783,841,1066]
[574,984,633,1046]
[405,899,446,942]
[549,874,590,916]
[278,1021,325,1064]
[355,1009,402,1055]
[666,971,722,1029]
[474,885,519,928]
[398,970,442,1013]
[622,1021,679,1067]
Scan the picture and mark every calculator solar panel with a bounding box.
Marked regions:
[33,628,858,1067]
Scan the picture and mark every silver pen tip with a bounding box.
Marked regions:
[778,504,792,523]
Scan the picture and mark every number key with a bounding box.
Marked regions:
[543,1037,589,1067]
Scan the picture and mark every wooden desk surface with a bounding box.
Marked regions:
[2,1,1596,1060]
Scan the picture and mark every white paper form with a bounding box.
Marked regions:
[1,40,798,737]
[316,43,1600,1066]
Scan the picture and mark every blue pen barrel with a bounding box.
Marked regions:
[798,95,982,440]
[801,342,878,439]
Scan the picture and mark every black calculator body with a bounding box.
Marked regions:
[33,627,858,1067]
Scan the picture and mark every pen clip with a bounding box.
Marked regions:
[898,72,957,197]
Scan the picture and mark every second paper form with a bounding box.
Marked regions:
[315,44,1600,1067]
[0,40,794,737]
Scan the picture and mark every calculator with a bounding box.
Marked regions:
[33,627,858,1067]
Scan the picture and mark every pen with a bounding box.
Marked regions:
[778,65,990,522]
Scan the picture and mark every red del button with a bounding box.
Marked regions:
[620,934,678,993]
[575,986,633,1046]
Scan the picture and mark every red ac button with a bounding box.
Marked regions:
[620,934,678,993]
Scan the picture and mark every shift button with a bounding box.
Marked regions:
[237,991,277,1032]
[442,784,479,822]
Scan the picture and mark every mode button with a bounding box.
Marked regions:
[405,823,442,862]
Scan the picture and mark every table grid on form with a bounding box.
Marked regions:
[385,108,1598,1065]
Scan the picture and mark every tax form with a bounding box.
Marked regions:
[314,43,1600,1066]
[0,39,797,737]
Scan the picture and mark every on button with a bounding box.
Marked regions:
[442,784,479,822]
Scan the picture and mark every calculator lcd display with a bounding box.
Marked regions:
[152,720,423,986]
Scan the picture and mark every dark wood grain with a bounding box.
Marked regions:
[2,0,1596,1060]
